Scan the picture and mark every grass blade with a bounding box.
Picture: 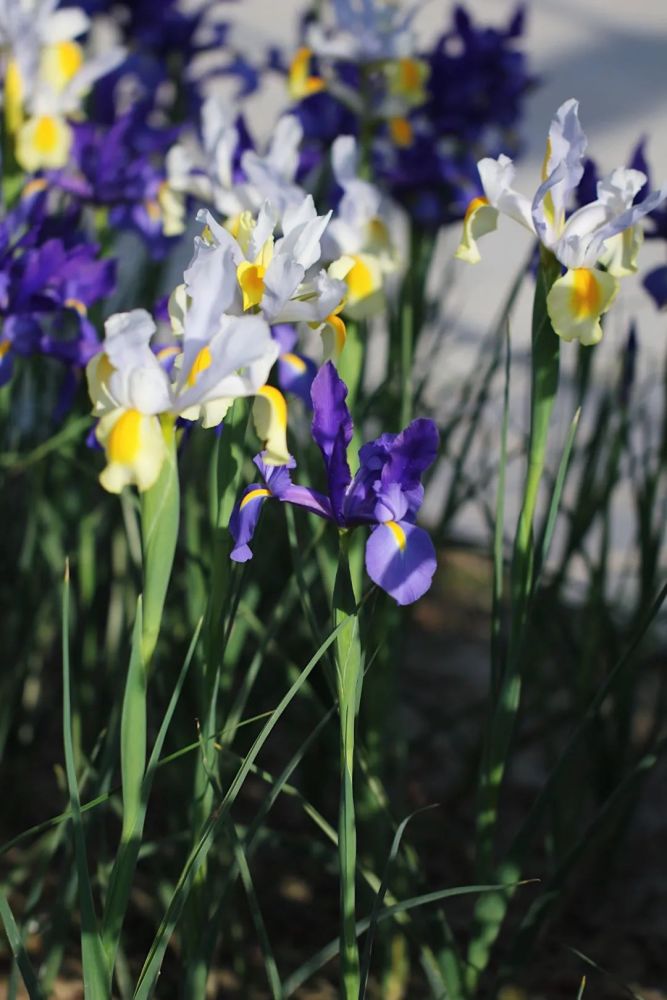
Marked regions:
[359,806,437,999]
[0,891,43,999]
[282,882,524,996]
[101,617,203,969]
[62,561,110,996]
[132,605,364,999]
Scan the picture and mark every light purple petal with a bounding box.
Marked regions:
[365,521,437,606]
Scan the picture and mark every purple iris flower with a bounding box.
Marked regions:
[0,194,114,384]
[629,141,667,311]
[49,107,181,258]
[273,324,317,408]
[230,362,439,605]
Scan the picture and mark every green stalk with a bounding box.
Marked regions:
[467,249,561,992]
[509,249,561,648]
[183,400,248,999]
[139,416,180,669]
[333,532,363,998]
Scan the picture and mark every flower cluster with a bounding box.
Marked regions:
[284,4,533,229]
[0,185,114,385]
[0,0,125,172]
[456,99,667,345]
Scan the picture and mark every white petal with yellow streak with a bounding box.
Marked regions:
[252,387,290,466]
[96,409,167,494]
[546,267,618,347]
[16,114,72,171]
[455,197,499,264]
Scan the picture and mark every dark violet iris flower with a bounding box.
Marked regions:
[230,362,439,605]
[50,108,182,258]
[0,192,114,385]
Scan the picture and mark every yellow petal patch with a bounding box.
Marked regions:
[22,178,49,200]
[253,386,290,466]
[65,297,87,316]
[16,115,73,172]
[282,351,307,374]
[4,59,23,134]
[237,261,266,311]
[546,267,619,346]
[107,408,142,464]
[386,520,407,551]
[346,255,376,301]
[0,340,12,359]
[40,41,84,91]
[288,47,326,100]
[454,196,499,264]
[570,268,601,319]
[387,57,429,106]
[96,409,167,493]
[389,116,413,148]
[187,345,213,387]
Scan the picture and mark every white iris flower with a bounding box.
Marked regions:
[456,99,667,346]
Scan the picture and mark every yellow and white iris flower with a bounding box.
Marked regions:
[86,299,286,494]
[188,198,346,326]
[456,99,667,346]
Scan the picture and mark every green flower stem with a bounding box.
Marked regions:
[509,248,561,644]
[467,250,561,993]
[139,415,180,670]
[183,399,248,999]
[333,532,363,999]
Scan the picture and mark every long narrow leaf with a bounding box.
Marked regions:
[359,806,437,998]
[62,562,109,997]
[133,606,363,999]
[282,883,523,996]
[0,891,43,999]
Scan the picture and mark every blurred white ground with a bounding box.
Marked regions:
[219,0,667,596]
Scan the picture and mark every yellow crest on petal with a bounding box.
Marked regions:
[107,408,143,464]
[386,57,429,106]
[386,520,407,551]
[288,47,326,100]
[237,261,266,311]
[40,41,84,91]
[187,345,213,387]
[97,409,167,493]
[570,268,601,319]
[16,115,73,171]
[389,116,413,148]
[240,487,271,510]
[546,267,619,347]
